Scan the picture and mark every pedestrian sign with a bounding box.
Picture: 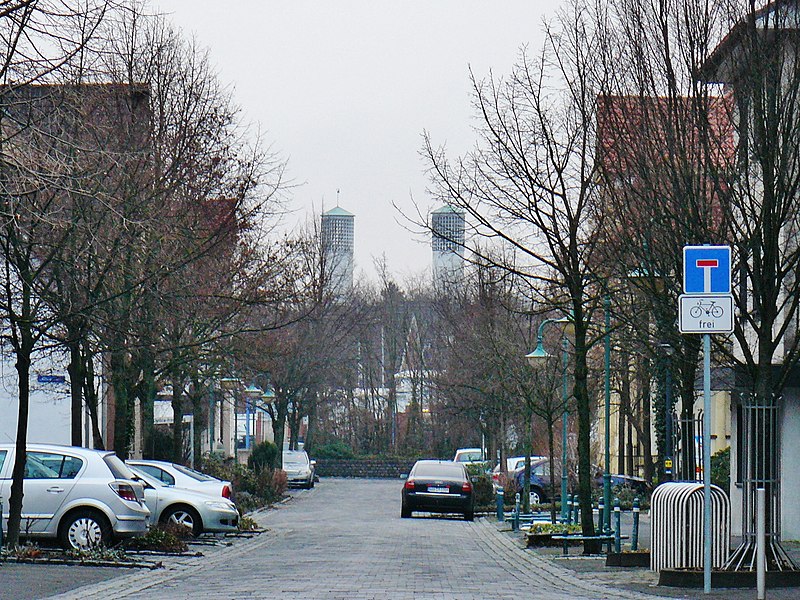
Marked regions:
[683,246,731,294]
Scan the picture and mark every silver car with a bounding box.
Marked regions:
[126,460,233,499]
[129,466,239,536]
[283,450,315,489]
[0,443,150,549]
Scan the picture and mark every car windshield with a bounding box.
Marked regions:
[455,451,482,462]
[414,463,465,478]
[173,464,216,481]
[283,452,308,466]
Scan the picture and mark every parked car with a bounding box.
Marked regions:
[491,455,546,488]
[282,450,315,489]
[129,466,239,536]
[513,458,557,505]
[401,460,474,521]
[126,460,233,499]
[0,443,150,550]
[453,447,485,466]
[594,472,651,496]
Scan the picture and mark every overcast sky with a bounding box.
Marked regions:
[154,1,555,283]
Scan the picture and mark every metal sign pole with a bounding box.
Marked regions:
[703,332,712,594]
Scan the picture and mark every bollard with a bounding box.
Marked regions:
[613,497,621,554]
[598,499,604,532]
[496,487,505,522]
[631,497,640,551]
[567,495,573,525]
[573,496,580,524]
[513,493,520,532]
[757,488,765,600]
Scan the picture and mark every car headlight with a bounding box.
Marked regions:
[205,501,236,510]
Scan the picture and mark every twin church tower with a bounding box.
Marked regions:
[321,204,465,294]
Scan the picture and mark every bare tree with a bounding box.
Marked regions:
[421,0,613,546]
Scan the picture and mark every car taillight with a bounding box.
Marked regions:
[110,482,138,502]
[462,481,473,493]
[404,479,415,490]
[222,485,232,499]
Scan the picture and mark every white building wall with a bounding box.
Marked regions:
[0,349,78,446]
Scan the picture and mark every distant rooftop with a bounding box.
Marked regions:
[431,205,465,215]
[323,206,354,217]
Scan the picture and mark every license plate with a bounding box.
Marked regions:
[427,486,449,493]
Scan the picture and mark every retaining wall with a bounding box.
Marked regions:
[315,458,417,479]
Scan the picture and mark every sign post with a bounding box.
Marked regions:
[679,245,733,595]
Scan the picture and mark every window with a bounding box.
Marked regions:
[25,453,61,479]
[25,452,84,479]
[0,450,6,474]
[136,465,175,485]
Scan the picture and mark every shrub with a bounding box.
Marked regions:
[125,523,189,553]
[528,522,580,535]
[313,440,356,459]
[711,446,731,495]
[200,453,287,512]
[248,441,278,472]
[472,473,494,507]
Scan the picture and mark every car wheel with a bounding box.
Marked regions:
[464,510,474,522]
[529,488,544,506]
[161,505,202,537]
[58,509,111,550]
[401,505,412,518]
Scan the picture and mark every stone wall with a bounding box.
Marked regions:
[315,458,417,479]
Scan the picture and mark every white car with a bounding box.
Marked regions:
[282,450,315,489]
[126,460,232,499]
[129,466,239,536]
[453,448,485,465]
[0,444,150,549]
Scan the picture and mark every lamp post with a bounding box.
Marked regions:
[526,315,571,521]
[244,384,263,451]
[603,296,612,534]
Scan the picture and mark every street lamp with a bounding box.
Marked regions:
[526,315,571,522]
[244,384,263,451]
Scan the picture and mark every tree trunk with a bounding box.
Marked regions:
[67,334,84,447]
[138,347,156,459]
[171,369,184,462]
[6,283,35,548]
[572,311,598,552]
[110,349,131,459]
[83,343,105,450]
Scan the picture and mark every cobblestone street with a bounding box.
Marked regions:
[46,479,667,600]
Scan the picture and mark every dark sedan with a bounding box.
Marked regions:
[401,460,474,521]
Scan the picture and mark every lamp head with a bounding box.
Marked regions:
[525,342,552,368]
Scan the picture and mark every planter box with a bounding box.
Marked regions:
[606,551,650,567]
[526,533,581,548]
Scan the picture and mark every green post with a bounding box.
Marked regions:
[614,497,621,553]
[603,296,612,534]
[631,497,640,551]
[561,336,569,523]
[496,487,505,522]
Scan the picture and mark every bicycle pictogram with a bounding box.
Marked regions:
[689,299,723,319]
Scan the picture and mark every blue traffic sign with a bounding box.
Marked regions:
[683,246,731,294]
